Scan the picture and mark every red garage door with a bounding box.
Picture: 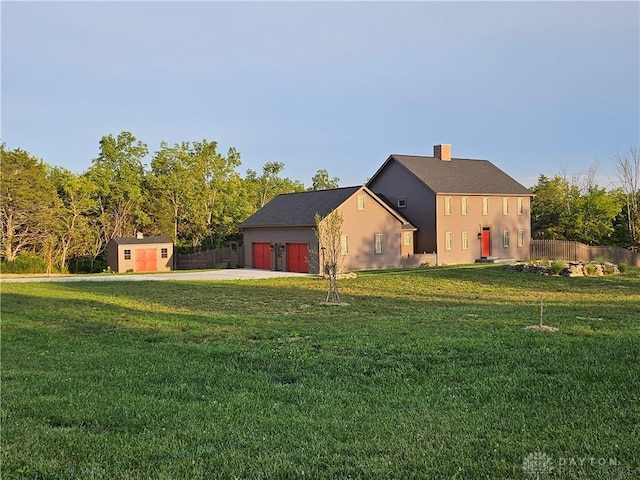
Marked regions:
[135,248,157,272]
[287,243,309,273]
[252,243,271,270]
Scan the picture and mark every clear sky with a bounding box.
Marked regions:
[2,1,639,188]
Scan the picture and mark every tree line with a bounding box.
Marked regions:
[1,133,638,273]
[1,132,339,273]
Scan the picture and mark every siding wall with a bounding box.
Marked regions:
[368,161,437,254]
[436,195,531,264]
[337,190,410,271]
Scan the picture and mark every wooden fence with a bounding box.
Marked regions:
[176,245,244,270]
[530,239,640,267]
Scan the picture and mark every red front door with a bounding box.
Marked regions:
[252,243,271,270]
[286,243,309,273]
[481,228,491,258]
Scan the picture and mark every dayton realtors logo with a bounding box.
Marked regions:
[522,452,554,478]
[522,452,624,478]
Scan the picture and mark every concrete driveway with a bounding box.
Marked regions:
[0,269,310,283]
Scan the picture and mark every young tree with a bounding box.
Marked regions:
[314,209,345,304]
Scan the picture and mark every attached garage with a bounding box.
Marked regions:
[252,243,272,270]
[286,243,309,273]
[106,234,173,273]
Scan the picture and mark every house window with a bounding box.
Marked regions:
[161,248,168,259]
[124,249,131,260]
[445,197,452,215]
[483,197,489,216]
[445,231,452,251]
[374,233,383,254]
[518,197,524,215]
[517,229,525,247]
[397,198,407,208]
[462,231,469,250]
[357,195,365,211]
[461,197,468,215]
[341,235,349,255]
[403,231,412,246]
[503,198,509,215]
[503,230,510,248]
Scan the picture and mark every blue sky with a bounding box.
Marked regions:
[2,1,639,188]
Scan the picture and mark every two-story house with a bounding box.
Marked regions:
[367,144,533,265]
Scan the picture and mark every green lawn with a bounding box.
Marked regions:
[2,265,639,479]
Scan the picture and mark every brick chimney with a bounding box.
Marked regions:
[434,144,451,161]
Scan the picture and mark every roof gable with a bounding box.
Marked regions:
[240,186,415,229]
[369,154,532,196]
[240,186,361,228]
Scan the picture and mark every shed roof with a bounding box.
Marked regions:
[240,186,362,228]
[109,236,173,246]
[369,155,532,196]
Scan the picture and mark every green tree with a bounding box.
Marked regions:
[49,167,98,271]
[0,145,59,262]
[147,142,197,244]
[309,169,340,190]
[576,185,622,245]
[245,161,305,210]
[85,132,148,248]
[531,175,581,240]
[183,141,243,248]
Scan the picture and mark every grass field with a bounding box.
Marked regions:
[2,265,639,479]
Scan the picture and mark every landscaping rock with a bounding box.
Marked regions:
[509,260,620,277]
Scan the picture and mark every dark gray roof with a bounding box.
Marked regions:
[240,186,362,228]
[377,155,532,195]
[109,236,172,246]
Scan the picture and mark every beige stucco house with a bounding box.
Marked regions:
[367,144,534,265]
[240,186,416,273]
[106,234,174,273]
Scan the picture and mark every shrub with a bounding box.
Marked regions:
[618,262,628,273]
[550,260,566,275]
[584,263,596,276]
[1,252,48,274]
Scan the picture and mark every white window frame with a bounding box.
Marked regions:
[517,229,525,247]
[483,197,489,216]
[461,197,468,215]
[518,197,524,215]
[445,231,452,251]
[462,231,469,250]
[357,195,365,211]
[403,231,412,246]
[503,197,509,215]
[124,249,131,260]
[374,233,383,254]
[503,230,510,248]
[445,197,452,215]
[341,235,349,255]
[397,198,407,208]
